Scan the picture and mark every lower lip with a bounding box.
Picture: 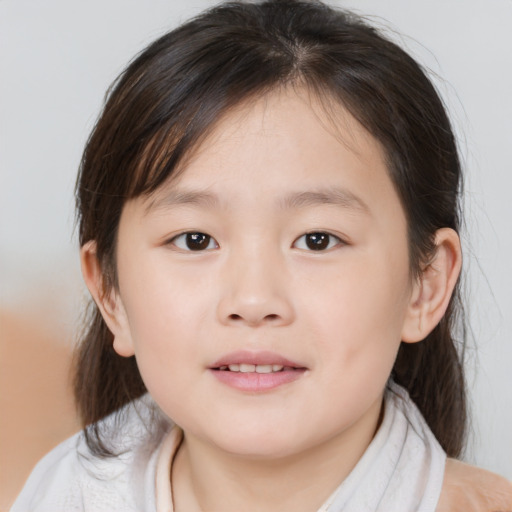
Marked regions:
[210,369,306,392]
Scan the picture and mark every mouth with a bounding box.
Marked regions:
[209,349,306,372]
[214,363,299,373]
[209,351,307,392]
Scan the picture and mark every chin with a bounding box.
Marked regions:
[203,420,316,460]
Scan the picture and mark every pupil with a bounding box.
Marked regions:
[306,233,329,250]
[186,233,210,250]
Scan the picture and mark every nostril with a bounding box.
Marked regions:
[227,313,280,324]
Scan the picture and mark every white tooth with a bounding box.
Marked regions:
[228,364,240,372]
[255,364,272,373]
[239,363,256,373]
[219,366,228,370]
[272,365,284,372]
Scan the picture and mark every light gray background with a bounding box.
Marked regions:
[1,0,511,478]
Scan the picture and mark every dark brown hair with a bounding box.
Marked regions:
[75,0,467,457]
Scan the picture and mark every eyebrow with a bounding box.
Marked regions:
[146,189,220,214]
[278,188,370,214]
[146,187,370,215]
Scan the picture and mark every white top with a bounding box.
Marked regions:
[11,382,446,512]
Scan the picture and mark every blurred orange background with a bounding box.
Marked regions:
[0,308,80,511]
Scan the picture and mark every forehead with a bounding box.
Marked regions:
[141,86,400,219]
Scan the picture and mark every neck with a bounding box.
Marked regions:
[171,394,384,512]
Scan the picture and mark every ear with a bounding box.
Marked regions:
[401,228,462,343]
[80,241,135,357]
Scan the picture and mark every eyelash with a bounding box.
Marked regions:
[168,231,345,252]
[170,232,219,251]
[294,232,344,251]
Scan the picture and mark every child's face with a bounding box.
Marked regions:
[111,87,417,458]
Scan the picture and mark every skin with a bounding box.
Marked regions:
[438,460,512,511]
[82,87,462,511]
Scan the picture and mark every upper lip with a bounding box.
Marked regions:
[209,350,306,369]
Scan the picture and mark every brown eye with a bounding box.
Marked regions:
[171,232,218,251]
[293,232,342,251]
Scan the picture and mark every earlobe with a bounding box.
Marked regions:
[80,241,135,357]
[401,228,462,343]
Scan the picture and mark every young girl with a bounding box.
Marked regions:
[11,0,511,510]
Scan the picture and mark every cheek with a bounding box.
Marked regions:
[118,255,215,383]
[299,252,411,369]
[121,248,215,332]
[297,265,408,429]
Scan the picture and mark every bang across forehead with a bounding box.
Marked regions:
[79,1,370,202]
[132,83,363,200]
[97,5,391,199]
[93,5,326,200]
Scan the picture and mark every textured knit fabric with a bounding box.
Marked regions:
[11,383,445,512]
[10,395,171,512]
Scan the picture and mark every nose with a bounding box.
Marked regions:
[216,245,295,328]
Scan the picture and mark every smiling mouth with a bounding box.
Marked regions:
[210,363,306,391]
[215,364,299,373]
[209,351,307,390]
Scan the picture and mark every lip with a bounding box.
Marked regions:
[208,350,307,392]
[209,350,306,369]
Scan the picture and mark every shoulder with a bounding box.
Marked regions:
[10,431,89,511]
[437,458,512,512]
[10,395,171,512]
[10,430,140,512]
